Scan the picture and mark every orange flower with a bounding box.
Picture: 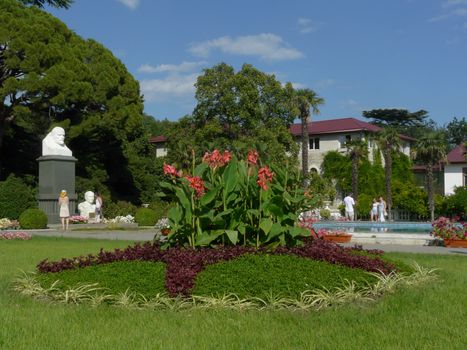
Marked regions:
[257,166,274,190]
[185,175,206,198]
[163,163,179,177]
[247,150,258,165]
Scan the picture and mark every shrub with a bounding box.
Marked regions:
[19,208,48,229]
[443,186,467,220]
[319,208,331,220]
[193,254,375,299]
[0,175,36,219]
[356,193,373,220]
[135,208,157,226]
[104,201,137,219]
[147,201,173,222]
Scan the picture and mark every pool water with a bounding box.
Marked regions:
[313,222,432,235]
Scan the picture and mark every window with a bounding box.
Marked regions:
[309,137,320,150]
[341,134,351,148]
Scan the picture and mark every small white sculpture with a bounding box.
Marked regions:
[78,191,96,219]
[42,127,72,156]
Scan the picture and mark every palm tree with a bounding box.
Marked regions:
[375,127,401,219]
[345,138,368,203]
[412,132,447,221]
[294,89,324,187]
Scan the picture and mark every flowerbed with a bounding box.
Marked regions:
[69,215,88,224]
[37,240,397,296]
[0,218,20,230]
[0,232,31,240]
[431,217,466,240]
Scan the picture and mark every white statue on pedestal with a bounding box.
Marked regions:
[42,127,72,156]
[78,191,96,219]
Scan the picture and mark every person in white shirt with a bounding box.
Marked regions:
[343,193,356,221]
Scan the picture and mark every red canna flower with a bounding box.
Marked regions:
[203,149,232,169]
[247,150,258,165]
[163,163,179,177]
[185,176,206,198]
[257,166,274,190]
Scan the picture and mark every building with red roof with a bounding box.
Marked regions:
[289,117,413,173]
[150,117,414,173]
[444,144,467,195]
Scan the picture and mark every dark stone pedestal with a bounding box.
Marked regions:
[37,155,77,224]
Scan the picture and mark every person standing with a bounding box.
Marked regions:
[58,190,70,230]
[95,192,103,222]
[378,196,387,222]
[343,193,356,221]
[370,198,378,222]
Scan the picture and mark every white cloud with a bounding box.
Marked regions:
[429,0,467,21]
[116,0,139,10]
[297,18,317,34]
[443,0,467,7]
[315,79,335,89]
[140,74,198,102]
[291,82,307,89]
[138,61,207,74]
[188,33,304,61]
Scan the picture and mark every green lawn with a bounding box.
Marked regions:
[0,236,466,350]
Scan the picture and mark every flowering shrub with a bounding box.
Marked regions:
[298,218,351,239]
[161,150,318,248]
[0,218,19,230]
[431,217,467,240]
[103,215,135,224]
[155,218,171,230]
[69,215,88,224]
[0,232,32,240]
[37,240,396,296]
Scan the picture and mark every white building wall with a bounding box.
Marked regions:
[155,144,167,157]
[444,164,466,195]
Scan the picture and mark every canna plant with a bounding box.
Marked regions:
[160,150,318,248]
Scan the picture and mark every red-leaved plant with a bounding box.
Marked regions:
[431,217,466,240]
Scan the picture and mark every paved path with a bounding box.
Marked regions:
[24,228,467,256]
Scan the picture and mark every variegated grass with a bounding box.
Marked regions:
[13,261,438,312]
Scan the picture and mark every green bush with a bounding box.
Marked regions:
[356,193,373,220]
[19,208,48,229]
[135,208,157,226]
[193,254,376,299]
[147,201,173,221]
[0,175,36,219]
[442,186,467,220]
[38,261,166,298]
[319,208,331,220]
[104,201,137,219]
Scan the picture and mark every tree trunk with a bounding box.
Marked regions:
[0,115,5,179]
[301,111,309,188]
[351,155,358,220]
[384,150,392,219]
[427,163,434,221]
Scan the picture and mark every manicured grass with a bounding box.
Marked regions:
[193,253,376,298]
[38,261,167,297]
[0,236,466,349]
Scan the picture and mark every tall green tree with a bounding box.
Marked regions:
[362,109,428,130]
[18,0,73,8]
[167,63,299,167]
[444,116,467,150]
[293,88,324,185]
[345,139,368,202]
[375,127,401,218]
[0,0,155,202]
[412,132,447,221]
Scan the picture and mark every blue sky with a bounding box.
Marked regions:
[47,0,467,126]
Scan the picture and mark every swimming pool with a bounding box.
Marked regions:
[313,221,432,234]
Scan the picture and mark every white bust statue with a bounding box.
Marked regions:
[42,127,72,156]
[77,191,96,219]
